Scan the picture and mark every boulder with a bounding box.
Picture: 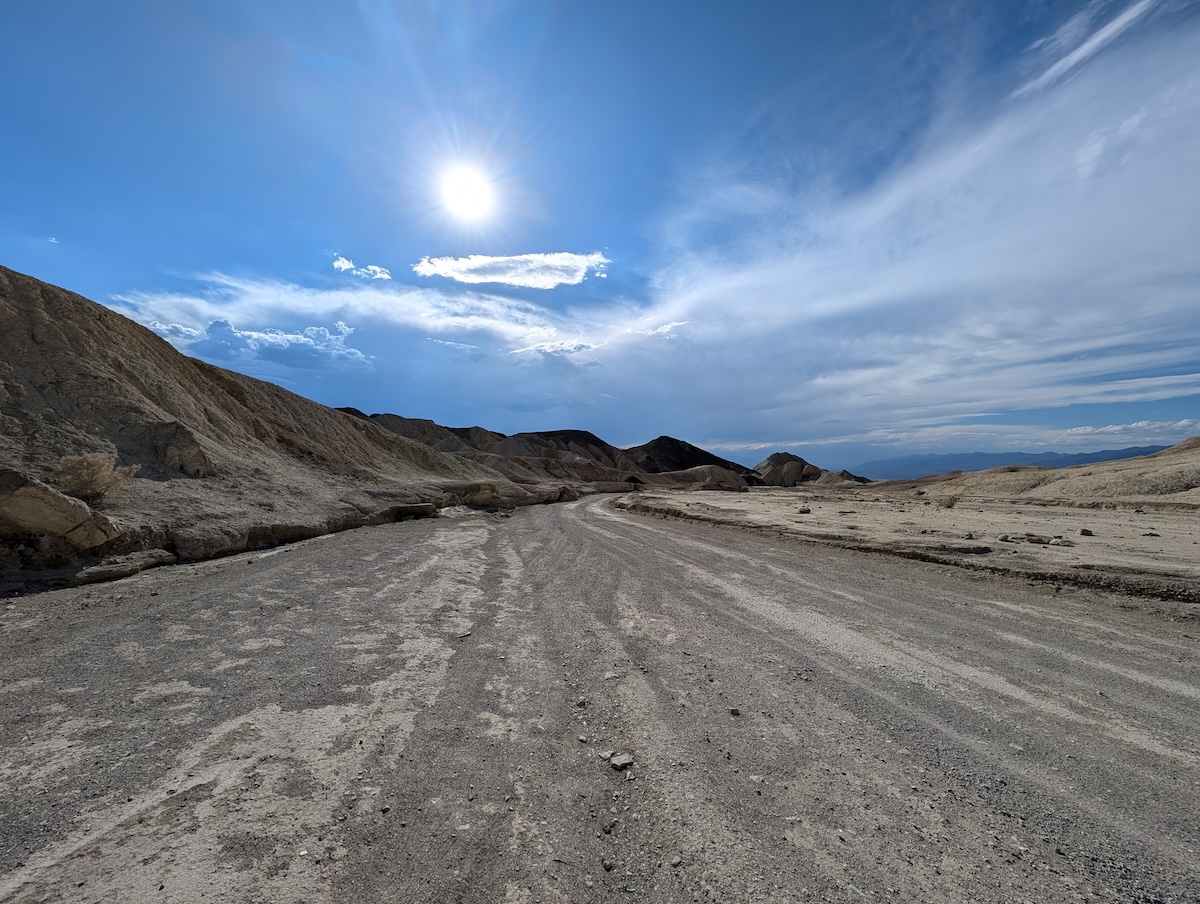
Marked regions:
[457,482,518,510]
[70,549,178,585]
[0,469,124,550]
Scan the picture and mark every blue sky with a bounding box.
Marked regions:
[3,0,1199,469]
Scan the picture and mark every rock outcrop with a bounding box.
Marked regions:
[133,420,217,477]
[752,452,868,487]
[0,265,526,584]
[754,453,823,487]
[0,469,125,551]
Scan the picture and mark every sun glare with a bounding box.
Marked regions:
[440,166,495,221]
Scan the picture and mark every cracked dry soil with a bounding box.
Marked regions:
[2,497,1198,902]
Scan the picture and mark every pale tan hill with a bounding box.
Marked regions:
[1150,436,1200,456]
[0,265,537,586]
[752,452,869,487]
[622,440,1200,605]
[883,437,1200,508]
[672,464,750,491]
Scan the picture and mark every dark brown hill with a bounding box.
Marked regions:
[626,435,756,476]
[362,418,757,487]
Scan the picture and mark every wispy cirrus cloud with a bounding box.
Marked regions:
[1064,419,1200,439]
[108,6,1200,460]
[333,254,391,280]
[602,9,1200,456]
[1015,0,1159,97]
[116,276,560,347]
[412,252,609,289]
[707,418,1199,461]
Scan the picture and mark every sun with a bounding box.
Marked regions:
[439,166,495,221]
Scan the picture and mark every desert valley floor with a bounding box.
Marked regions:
[2,495,1197,903]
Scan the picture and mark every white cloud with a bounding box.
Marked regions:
[147,318,373,374]
[708,417,1200,461]
[1030,6,1099,55]
[1015,0,1159,97]
[333,254,392,280]
[1075,109,1146,178]
[511,338,603,355]
[1063,419,1200,438]
[632,321,688,337]
[412,252,609,289]
[112,268,655,360]
[567,18,1200,456]
[109,18,1200,457]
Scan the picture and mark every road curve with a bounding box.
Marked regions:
[2,496,1197,902]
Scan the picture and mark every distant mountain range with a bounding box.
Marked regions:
[846,446,1168,481]
[337,414,871,489]
[335,410,760,486]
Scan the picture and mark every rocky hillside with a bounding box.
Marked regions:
[348,412,757,487]
[880,437,1200,506]
[0,265,873,589]
[754,452,870,487]
[0,266,543,585]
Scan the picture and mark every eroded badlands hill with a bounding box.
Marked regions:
[0,266,873,588]
[0,266,534,584]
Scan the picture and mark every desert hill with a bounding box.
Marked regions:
[346,412,759,487]
[848,446,1169,481]
[3,265,854,587]
[883,437,1200,507]
[0,265,894,588]
[624,437,1200,603]
[0,265,555,583]
[626,435,754,476]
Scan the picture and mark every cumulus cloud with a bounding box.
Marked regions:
[333,254,392,280]
[632,321,688,337]
[145,318,373,373]
[511,338,603,355]
[412,252,609,289]
[112,269,653,360]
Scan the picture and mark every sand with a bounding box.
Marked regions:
[619,478,1199,609]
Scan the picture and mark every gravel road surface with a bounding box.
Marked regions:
[2,496,1198,902]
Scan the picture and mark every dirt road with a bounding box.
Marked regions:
[2,497,1198,902]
